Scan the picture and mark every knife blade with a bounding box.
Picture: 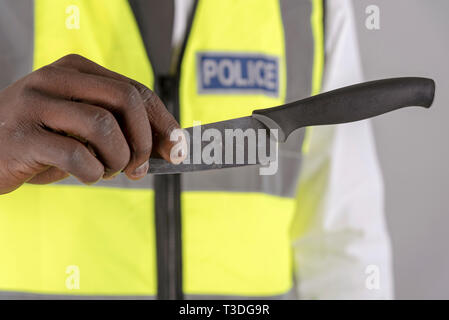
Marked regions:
[149,77,435,174]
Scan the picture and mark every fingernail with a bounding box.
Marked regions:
[170,136,188,165]
[103,170,120,180]
[131,161,149,178]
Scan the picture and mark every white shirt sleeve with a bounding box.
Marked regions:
[292,0,394,299]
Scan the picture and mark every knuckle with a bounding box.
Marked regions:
[162,117,179,138]
[56,53,83,66]
[121,84,141,110]
[5,86,31,115]
[16,88,49,123]
[90,110,117,137]
[138,86,154,102]
[144,91,170,122]
[64,53,83,61]
[8,121,36,144]
[19,84,37,101]
[27,65,53,85]
[64,143,86,170]
[143,89,160,111]
[40,64,58,76]
[138,85,161,110]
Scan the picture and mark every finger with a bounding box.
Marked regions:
[52,54,187,164]
[29,64,152,178]
[28,167,69,184]
[31,130,104,184]
[136,87,187,164]
[32,91,130,178]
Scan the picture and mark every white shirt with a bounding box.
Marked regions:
[173,0,393,300]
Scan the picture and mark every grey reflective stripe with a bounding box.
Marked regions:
[55,174,155,189]
[182,129,305,198]
[186,277,298,300]
[0,0,34,90]
[0,289,294,300]
[54,129,304,198]
[0,290,155,300]
[55,129,304,198]
[280,0,315,102]
[187,288,297,300]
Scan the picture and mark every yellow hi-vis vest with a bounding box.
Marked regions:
[0,0,324,299]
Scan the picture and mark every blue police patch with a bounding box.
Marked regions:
[197,52,279,97]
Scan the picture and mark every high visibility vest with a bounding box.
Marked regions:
[0,0,324,299]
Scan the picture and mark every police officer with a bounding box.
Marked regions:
[0,0,392,299]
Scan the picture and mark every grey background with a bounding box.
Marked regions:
[352,0,449,299]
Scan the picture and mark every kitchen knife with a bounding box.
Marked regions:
[149,77,435,174]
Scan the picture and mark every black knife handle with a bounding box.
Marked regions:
[252,77,435,141]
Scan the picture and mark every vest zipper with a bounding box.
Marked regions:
[154,0,199,300]
[154,76,182,300]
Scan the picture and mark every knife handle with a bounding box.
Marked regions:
[252,77,435,141]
